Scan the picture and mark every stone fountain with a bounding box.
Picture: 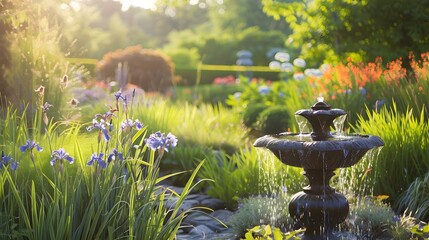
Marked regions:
[253,100,384,239]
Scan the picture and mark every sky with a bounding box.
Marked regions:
[119,0,157,11]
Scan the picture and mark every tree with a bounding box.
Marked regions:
[262,0,429,64]
[209,0,289,32]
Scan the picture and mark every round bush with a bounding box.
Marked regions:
[256,106,290,135]
[242,103,267,128]
[97,45,174,92]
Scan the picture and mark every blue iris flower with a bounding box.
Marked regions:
[87,153,107,168]
[120,119,144,131]
[145,131,178,152]
[19,140,43,153]
[50,148,74,166]
[86,118,111,141]
[114,89,126,102]
[1,151,18,170]
[42,102,53,113]
[107,149,124,163]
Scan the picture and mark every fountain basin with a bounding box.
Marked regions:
[253,132,384,170]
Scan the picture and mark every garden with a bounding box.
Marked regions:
[1,0,429,239]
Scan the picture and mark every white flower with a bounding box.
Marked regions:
[274,52,290,62]
[281,62,294,72]
[304,68,323,77]
[233,92,242,100]
[320,63,331,72]
[293,58,306,68]
[293,72,305,81]
[269,61,281,70]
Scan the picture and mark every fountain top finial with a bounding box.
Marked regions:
[311,101,331,111]
[296,100,346,141]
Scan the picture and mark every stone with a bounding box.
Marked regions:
[211,209,235,223]
[183,211,214,226]
[201,198,226,210]
[189,224,215,236]
[179,199,200,212]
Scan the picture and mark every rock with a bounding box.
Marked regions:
[179,199,200,212]
[211,209,235,223]
[201,198,226,210]
[189,225,215,236]
[183,211,214,226]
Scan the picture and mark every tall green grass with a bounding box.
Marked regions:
[200,147,304,209]
[0,94,204,238]
[5,0,87,122]
[81,96,248,152]
[396,172,429,222]
[347,103,429,204]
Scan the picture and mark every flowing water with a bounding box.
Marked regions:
[333,114,347,136]
[256,149,290,228]
[295,115,312,135]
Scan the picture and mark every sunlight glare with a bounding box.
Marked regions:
[119,0,157,11]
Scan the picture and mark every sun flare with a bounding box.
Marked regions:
[119,0,157,11]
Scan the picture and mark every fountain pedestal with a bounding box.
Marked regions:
[289,169,348,240]
[253,101,384,240]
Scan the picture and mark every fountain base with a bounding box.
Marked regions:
[289,169,349,240]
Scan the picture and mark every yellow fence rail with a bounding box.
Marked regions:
[66,58,280,72]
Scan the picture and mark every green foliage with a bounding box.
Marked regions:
[262,0,429,64]
[347,196,395,239]
[349,104,429,203]
[200,148,304,209]
[242,103,267,128]
[131,98,248,153]
[243,224,303,240]
[256,106,291,135]
[165,47,200,68]
[396,172,429,222]
[2,0,86,121]
[389,213,425,240]
[97,46,174,92]
[174,84,243,105]
[191,28,287,66]
[229,196,293,237]
[0,88,205,239]
[227,78,314,133]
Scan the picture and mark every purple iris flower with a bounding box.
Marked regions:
[107,149,124,163]
[86,118,111,141]
[114,89,126,102]
[20,140,43,153]
[50,148,74,166]
[145,131,178,152]
[120,119,143,131]
[114,89,128,107]
[42,102,53,113]
[1,151,18,170]
[87,153,107,168]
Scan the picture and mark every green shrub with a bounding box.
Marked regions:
[396,172,429,222]
[97,45,174,92]
[389,213,421,240]
[347,196,395,239]
[256,106,291,135]
[229,195,293,237]
[242,103,266,128]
